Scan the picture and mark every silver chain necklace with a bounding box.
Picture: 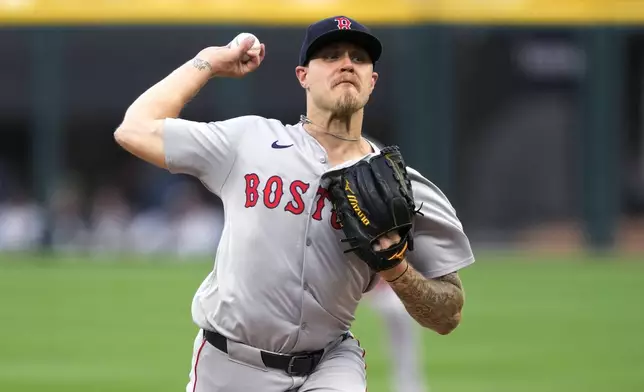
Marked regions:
[299,115,362,142]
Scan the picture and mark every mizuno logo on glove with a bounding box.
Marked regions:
[345,179,370,226]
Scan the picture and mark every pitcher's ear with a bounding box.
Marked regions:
[371,72,379,90]
[295,66,308,88]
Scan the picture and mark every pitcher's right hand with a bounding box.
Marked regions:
[193,36,266,79]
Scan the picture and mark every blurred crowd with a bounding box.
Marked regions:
[0,168,224,257]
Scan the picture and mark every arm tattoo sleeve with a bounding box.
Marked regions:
[192,58,212,72]
[388,265,465,335]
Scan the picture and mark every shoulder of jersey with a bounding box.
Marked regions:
[228,115,281,123]
[406,166,457,212]
[225,115,295,129]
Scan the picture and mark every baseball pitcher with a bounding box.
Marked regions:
[115,15,475,392]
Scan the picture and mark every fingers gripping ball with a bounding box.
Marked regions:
[323,146,423,272]
[229,32,262,62]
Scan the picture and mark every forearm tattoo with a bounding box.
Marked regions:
[389,267,465,334]
[192,58,212,71]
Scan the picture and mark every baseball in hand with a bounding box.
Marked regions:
[229,32,262,62]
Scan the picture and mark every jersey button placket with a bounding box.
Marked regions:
[296,196,318,345]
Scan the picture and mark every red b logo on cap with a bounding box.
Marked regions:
[335,17,352,30]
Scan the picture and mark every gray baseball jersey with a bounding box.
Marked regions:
[164,115,474,354]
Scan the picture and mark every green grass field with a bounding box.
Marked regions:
[1,252,643,392]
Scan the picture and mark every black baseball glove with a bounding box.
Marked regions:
[322,146,421,272]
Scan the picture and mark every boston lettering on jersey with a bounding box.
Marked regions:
[244,173,341,229]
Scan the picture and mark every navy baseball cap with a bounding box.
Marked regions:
[299,16,382,66]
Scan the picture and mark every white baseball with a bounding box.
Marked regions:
[229,32,261,62]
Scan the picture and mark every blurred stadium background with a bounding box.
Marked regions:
[1,1,644,391]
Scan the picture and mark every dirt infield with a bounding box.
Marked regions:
[517,218,644,254]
